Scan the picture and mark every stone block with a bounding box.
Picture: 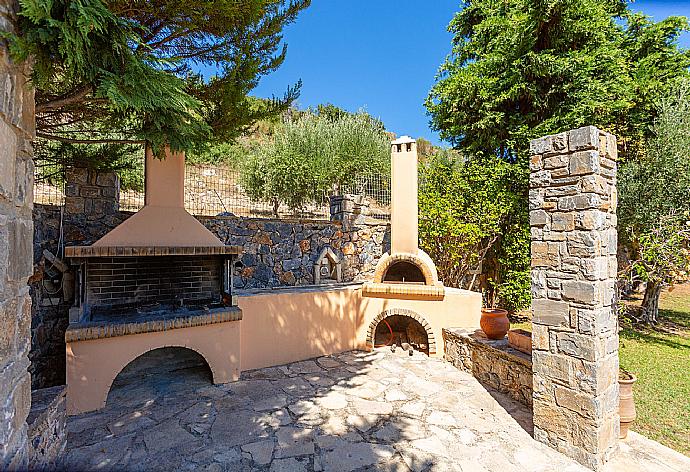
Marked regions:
[532,324,550,351]
[8,218,32,281]
[530,136,553,155]
[567,231,601,258]
[580,257,609,281]
[95,172,119,188]
[0,299,17,361]
[554,386,599,419]
[562,280,600,305]
[576,210,606,231]
[559,193,602,211]
[557,332,605,362]
[529,210,549,226]
[64,196,85,214]
[551,213,575,232]
[530,155,542,171]
[599,132,618,161]
[581,175,609,195]
[531,242,559,268]
[11,374,31,433]
[14,156,33,208]
[529,189,545,210]
[532,298,569,326]
[533,351,572,384]
[545,184,579,199]
[79,186,101,198]
[0,119,17,199]
[67,167,89,184]
[544,154,569,169]
[569,126,599,152]
[569,151,600,176]
[550,132,569,155]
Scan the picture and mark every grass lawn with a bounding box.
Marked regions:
[618,285,690,455]
[512,285,690,456]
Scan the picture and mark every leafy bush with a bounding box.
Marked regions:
[419,151,530,312]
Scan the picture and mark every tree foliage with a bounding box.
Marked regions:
[6,0,310,153]
[424,0,690,310]
[419,151,530,311]
[241,108,390,214]
[427,0,690,162]
[619,80,690,322]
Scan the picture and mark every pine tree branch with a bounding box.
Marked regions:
[36,86,94,113]
[36,132,145,145]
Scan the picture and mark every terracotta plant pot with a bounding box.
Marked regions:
[507,329,532,354]
[619,372,637,439]
[480,308,510,340]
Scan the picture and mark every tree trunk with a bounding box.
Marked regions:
[641,281,663,324]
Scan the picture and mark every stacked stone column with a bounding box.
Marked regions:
[330,194,370,229]
[1,1,35,468]
[529,126,619,470]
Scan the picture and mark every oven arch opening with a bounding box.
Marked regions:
[382,261,426,284]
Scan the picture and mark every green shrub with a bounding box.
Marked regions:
[419,151,530,312]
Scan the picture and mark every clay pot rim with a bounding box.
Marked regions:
[481,308,508,316]
[619,373,637,384]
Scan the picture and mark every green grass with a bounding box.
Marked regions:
[618,287,690,455]
[511,286,690,456]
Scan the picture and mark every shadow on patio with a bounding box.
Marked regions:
[62,345,590,472]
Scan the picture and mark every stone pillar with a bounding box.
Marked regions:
[0,1,36,468]
[529,126,619,470]
[330,194,369,229]
[64,167,120,219]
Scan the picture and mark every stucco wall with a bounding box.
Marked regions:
[0,1,35,468]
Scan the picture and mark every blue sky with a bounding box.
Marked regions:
[251,1,690,145]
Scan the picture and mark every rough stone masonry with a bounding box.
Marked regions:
[529,126,620,470]
[0,0,35,468]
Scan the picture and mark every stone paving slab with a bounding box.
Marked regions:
[62,348,689,472]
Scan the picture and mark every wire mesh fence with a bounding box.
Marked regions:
[33,165,65,206]
[35,164,392,222]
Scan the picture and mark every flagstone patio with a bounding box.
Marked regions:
[62,348,689,472]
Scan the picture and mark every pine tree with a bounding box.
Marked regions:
[7,0,310,154]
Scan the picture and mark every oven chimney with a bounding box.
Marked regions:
[390,136,418,255]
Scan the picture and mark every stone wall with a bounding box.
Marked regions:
[30,170,390,388]
[27,386,66,471]
[0,1,35,468]
[203,217,389,288]
[529,126,619,470]
[443,328,533,407]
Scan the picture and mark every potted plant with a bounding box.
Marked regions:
[480,308,510,340]
[619,369,637,439]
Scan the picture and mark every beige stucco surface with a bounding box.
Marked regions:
[93,148,223,248]
[391,138,419,255]
[66,285,481,414]
[236,285,480,371]
[65,321,241,414]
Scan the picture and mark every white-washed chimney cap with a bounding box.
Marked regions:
[391,136,416,145]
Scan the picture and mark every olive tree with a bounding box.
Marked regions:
[241,109,390,215]
[619,80,690,322]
